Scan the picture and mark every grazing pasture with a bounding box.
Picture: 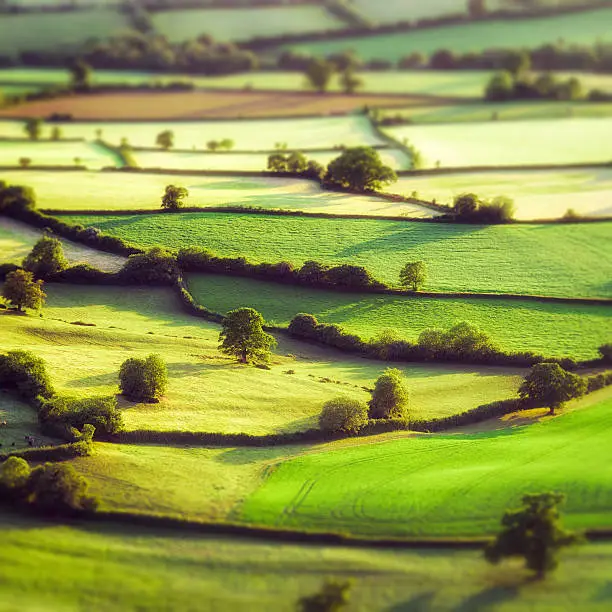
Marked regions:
[0,393,52,450]
[186,274,611,360]
[2,170,436,217]
[64,212,612,298]
[352,0,468,24]
[390,167,612,219]
[241,391,612,537]
[384,117,612,168]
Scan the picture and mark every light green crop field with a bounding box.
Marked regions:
[285,8,612,61]
[384,117,612,168]
[0,9,128,57]
[0,216,126,272]
[241,390,612,537]
[0,170,438,217]
[63,212,612,299]
[0,84,42,97]
[0,140,120,169]
[4,512,612,612]
[390,167,612,220]
[352,0,467,24]
[186,274,611,360]
[152,5,346,44]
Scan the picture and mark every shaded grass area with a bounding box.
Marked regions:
[62,212,612,299]
[241,391,612,537]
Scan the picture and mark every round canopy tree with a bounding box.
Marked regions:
[368,368,409,420]
[219,308,276,364]
[1,269,46,312]
[319,397,368,434]
[325,147,397,192]
[23,234,68,279]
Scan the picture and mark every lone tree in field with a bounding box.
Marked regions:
[161,184,188,210]
[219,307,276,364]
[485,493,581,579]
[399,261,427,291]
[19,157,32,168]
[298,579,351,612]
[1,269,46,312]
[304,58,335,93]
[69,59,92,91]
[368,368,409,420]
[23,234,68,279]
[339,68,363,94]
[24,118,42,141]
[219,138,234,150]
[119,354,168,403]
[156,130,174,151]
[319,397,368,434]
[50,126,62,141]
[325,147,397,192]
[519,362,587,415]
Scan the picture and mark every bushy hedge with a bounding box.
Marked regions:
[0,350,55,402]
[0,440,92,463]
[586,370,612,393]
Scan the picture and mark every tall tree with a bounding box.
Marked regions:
[69,59,92,91]
[156,130,174,151]
[399,261,427,291]
[23,234,68,279]
[2,269,46,312]
[304,58,335,93]
[24,118,42,141]
[161,184,188,210]
[325,147,397,192]
[218,308,276,364]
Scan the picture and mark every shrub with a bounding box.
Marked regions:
[119,354,168,403]
[118,248,179,285]
[0,456,31,493]
[599,344,612,363]
[319,397,368,434]
[22,234,68,279]
[368,368,410,420]
[1,269,46,311]
[298,579,351,612]
[0,350,54,402]
[288,313,319,338]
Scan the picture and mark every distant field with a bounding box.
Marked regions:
[385,117,612,168]
[186,274,611,360]
[285,8,612,61]
[241,391,612,537]
[0,9,128,58]
[0,170,436,218]
[152,5,345,43]
[63,212,612,299]
[0,141,120,169]
[351,0,466,24]
[389,167,612,220]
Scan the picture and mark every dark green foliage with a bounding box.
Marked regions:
[1,269,46,311]
[288,313,319,337]
[339,68,363,94]
[119,247,179,285]
[485,69,583,102]
[161,184,188,210]
[485,71,515,101]
[22,234,68,279]
[298,579,351,612]
[69,59,91,91]
[304,58,335,92]
[325,147,397,192]
[485,493,581,578]
[0,457,31,492]
[219,308,276,364]
[368,368,410,419]
[399,261,427,291]
[319,398,368,434]
[0,183,36,213]
[599,344,612,363]
[119,354,168,403]
[0,350,54,402]
[519,363,587,414]
[453,193,515,223]
[24,118,42,141]
[156,130,174,151]
[286,152,309,173]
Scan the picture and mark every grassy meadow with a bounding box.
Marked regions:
[0,392,55,450]
[62,212,612,299]
[241,390,612,537]
[186,274,611,360]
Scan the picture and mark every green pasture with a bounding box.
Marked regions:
[389,167,612,220]
[384,117,612,168]
[186,274,611,360]
[352,0,467,24]
[241,390,612,537]
[284,8,612,61]
[63,212,612,299]
[0,9,128,58]
[0,392,55,450]
[0,170,437,217]
[151,5,346,44]
[4,512,612,611]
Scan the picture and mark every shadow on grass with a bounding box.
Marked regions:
[215,446,301,466]
[453,585,520,611]
[594,581,612,602]
[388,591,436,611]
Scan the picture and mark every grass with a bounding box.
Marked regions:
[185,273,611,360]
[4,512,612,611]
[352,0,469,24]
[284,7,612,61]
[62,212,612,299]
[241,390,612,537]
[0,170,437,217]
[0,391,54,450]
[388,167,612,220]
[151,5,346,44]
[384,117,612,168]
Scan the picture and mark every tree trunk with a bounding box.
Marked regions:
[240,349,248,364]
[549,405,555,416]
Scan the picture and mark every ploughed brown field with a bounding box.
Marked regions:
[0,90,446,120]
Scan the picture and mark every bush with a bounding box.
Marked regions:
[1,269,46,311]
[324,147,397,192]
[118,248,179,285]
[368,368,410,420]
[0,350,54,402]
[119,354,168,402]
[599,344,612,363]
[22,234,68,279]
[319,397,368,434]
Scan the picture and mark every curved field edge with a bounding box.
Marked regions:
[239,391,612,538]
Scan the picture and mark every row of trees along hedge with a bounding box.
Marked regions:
[486,70,585,102]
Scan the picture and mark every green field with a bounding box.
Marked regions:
[62,212,612,299]
[384,117,612,168]
[285,8,612,61]
[0,392,56,450]
[186,274,611,360]
[152,5,346,44]
[389,167,612,220]
[0,170,437,217]
[241,390,612,537]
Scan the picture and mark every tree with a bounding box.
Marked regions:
[399,261,427,291]
[325,147,397,192]
[0,350,54,401]
[454,193,480,216]
[298,579,351,612]
[1,269,46,312]
[219,308,276,364]
[339,68,363,94]
[485,493,581,579]
[219,138,234,150]
[503,50,531,77]
[156,130,174,150]
[519,362,587,415]
[22,234,68,279]
[319,397,368,434]
[24,118,42,141]
[19,157,31,168]
[368,368,409,420]
[50,126,62,141]
[69,59,91,91]
[267,153,288,172]
[305,58,335,93]
[119,354,168,402]
[599,344,612,363]
[468,0,486,18]
[161,184,188,210]
[207,140,220,151]
[485,71,514,101]
[286,151,308,173]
